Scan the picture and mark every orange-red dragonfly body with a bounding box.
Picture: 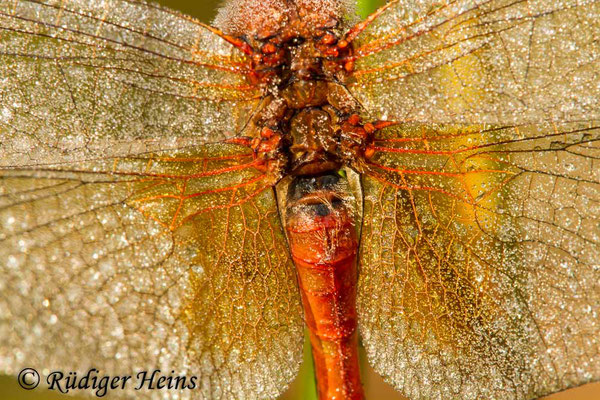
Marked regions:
[1,1,599,400]
[214,3,393,398]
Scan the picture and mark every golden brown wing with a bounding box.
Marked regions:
[0,145,304,399]
[348,0,600,124]
[350,1,600,398]
[356,121,600,399]
[0,1,303,399]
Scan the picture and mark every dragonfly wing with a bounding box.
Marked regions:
[0,1,302,399]
[0,145,304,399]
[0,0,260,168]
[348,0,600,124]
[353,1,600,398]
[356,122,600,399]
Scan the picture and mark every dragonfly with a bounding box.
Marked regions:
[0,0,599,399]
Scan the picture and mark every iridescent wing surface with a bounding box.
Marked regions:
[0,1,304,398]
[350,1,600,399]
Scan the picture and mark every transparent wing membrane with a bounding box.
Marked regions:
[348,0,600,124]
[0,0,260,167]
[356,121,600,399]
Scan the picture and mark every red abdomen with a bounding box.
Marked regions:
[283,174,364,400]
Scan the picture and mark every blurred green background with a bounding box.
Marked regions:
[2,0,599,399]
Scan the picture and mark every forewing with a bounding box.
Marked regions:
[0,145,304,399]
[348,0,600,124]
[356,122,600,399]
[0,0,260,167]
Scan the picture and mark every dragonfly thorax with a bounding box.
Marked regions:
[232,7,372,181]
[248,77,371,178]
[287,106,341,175]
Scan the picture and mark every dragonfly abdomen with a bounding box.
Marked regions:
[283,173,364,400]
